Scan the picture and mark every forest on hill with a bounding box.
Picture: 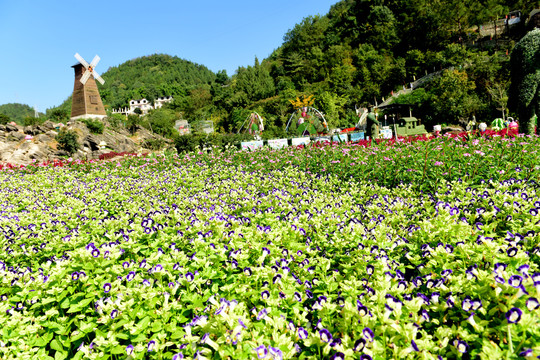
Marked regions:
[0,103,43,124]
[41,0,538,137]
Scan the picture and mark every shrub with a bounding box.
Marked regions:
[23,116,44,127]
[82,118,104,134]
[55,129,80,155]
[0,114,10,125]
[174,133,253,153]
[143,138,166,150]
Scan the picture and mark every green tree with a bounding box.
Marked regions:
[425,69,479,126]
[49,108,69,123]
[508,29,540,134]
[234,58,276,103]
[126,114,141,134]
[23,116,43,127]
[145,108,177,137]
[0,114,10,125]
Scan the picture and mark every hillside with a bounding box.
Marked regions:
[0,103,42,124]
[52,54,217,114]
[47,0,535,136]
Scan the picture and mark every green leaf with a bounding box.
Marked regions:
[50,339,63,351]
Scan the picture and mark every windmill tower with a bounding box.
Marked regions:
[71,53,107,120]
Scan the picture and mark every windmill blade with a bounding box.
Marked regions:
[74,53,90,69]
[90,55,100,68]
[80,70,91,85]
[93,71,105,85]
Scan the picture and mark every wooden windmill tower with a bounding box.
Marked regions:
[70,53,107,120]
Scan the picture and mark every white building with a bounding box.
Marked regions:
[112,96,174,116]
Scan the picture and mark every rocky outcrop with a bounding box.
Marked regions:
[0,120,172,166]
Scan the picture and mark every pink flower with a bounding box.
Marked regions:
[434,161,443,166]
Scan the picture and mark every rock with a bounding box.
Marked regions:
[24,126,36,135]
[35,125,47,134]
[35,134,53,143]
[8,132,25,141]
[42,121,55,130]
[5,124,19,132]
[55,150,69,157]
[46,130,58,138]
[0,125,5,131]
[83,134,100,151]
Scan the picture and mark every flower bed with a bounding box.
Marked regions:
[0,137,539,359]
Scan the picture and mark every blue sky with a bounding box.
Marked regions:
[0,0,337,112]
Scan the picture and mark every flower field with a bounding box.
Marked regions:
[1,135,539,360]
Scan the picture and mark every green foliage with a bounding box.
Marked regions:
[48,108,69,123]
[0,103,41,124]
[23,116,44,127]
[105,114,125,129]
[41,0,533,136]
[82,118,104,134]
[144,108,177,137]
[508,29,540,134]
[0,113,10,125]
[126,114,141,134]
[55,129,80,155]
[143,138,166,151]
[174,133,253,153]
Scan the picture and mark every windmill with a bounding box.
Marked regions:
[70,53,107,120]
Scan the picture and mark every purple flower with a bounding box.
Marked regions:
[111,309,118,319]
[172,354,184,360]
[298,327,308,339]
[353,338,366,352]
[519,348,533,357]
[244,267,252,276]
[411,339,419,351]
[91,248,100,257]
[255,345,268,359]
[126,344,134,356]
[269,347,283,360]
[257,308,268,320]
[330,352,345,360]
[506,307,522,323]
[454,340,469,353]
[103,283,112,293]
[319,328,332,343]
[287,321,295,332]
[238,318,247,329]
[507,247,518,257]
[294,292,302,302]
[71,272,80,281]
[462,297,472,312]
[526,297,539,311]
[509,275,523,288]
[127,271,136,281]
[360,355,373,360]
[363,327,374,342]
[147,340,156,352]
[186,272,194,282]
[261,290,270,300]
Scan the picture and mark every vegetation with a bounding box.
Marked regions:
[1,136,539,359]
[0,103,42,124]
[508,28,540,134]
[55,129,80,155]
[11,0,539,136]
[0,114,10,125]
[23,116,44,127]
[82,118,105,134]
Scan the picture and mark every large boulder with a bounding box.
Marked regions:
[42,121,55,130]
[5,124,19,133]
